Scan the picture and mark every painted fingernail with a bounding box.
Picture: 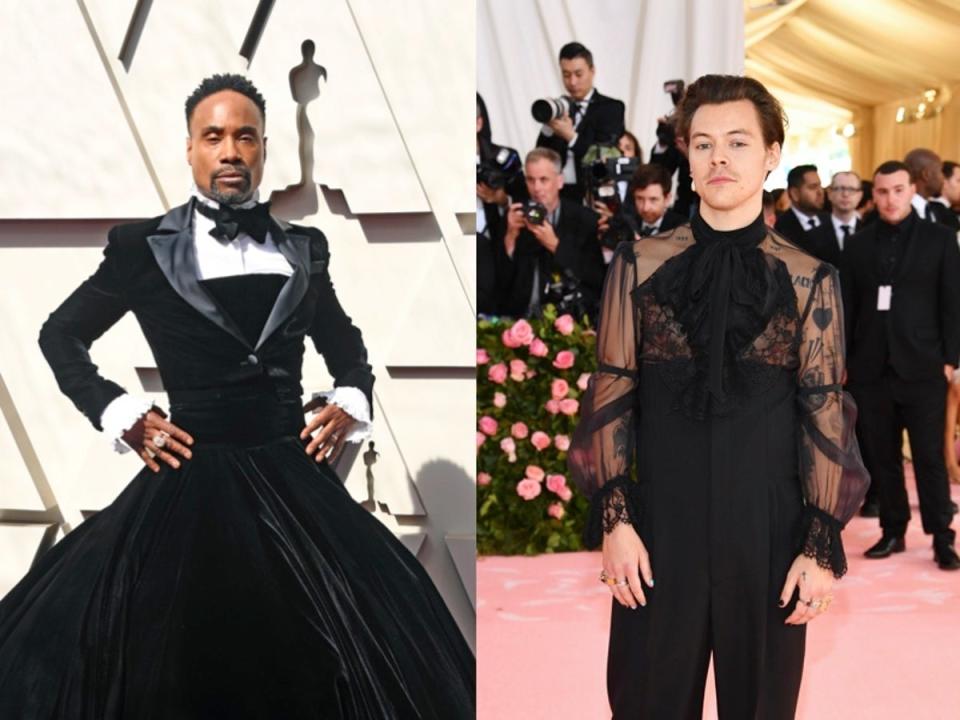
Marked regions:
[172,460,180,468]
[649,579,655,587]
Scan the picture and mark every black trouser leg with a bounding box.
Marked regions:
[896,377,955,543]
[851,380,909,537]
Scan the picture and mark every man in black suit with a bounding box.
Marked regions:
[494,148,604,319]
[535,42,625,204]
[823,171,862,268]
[841,160,960,570]
[38,74,372,469]
[942,161,960,224]
[904,148,960,231]
[477,95,524,315]
[773,164,837,263]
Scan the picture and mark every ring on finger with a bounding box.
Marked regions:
[153,431,169,449]
[144,446,156,459]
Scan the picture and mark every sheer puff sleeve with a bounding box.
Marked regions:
[568,244,642,549]
[796,265,870,578]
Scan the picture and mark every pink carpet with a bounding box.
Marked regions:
[478,471,960,719]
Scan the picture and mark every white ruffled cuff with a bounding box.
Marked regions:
[100,393,154,454]
[312,387,373,443]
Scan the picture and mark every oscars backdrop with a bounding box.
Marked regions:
[0,0,477,648]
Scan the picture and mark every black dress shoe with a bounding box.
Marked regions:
[934,544,960,571]
[864,535,905,558]
[859,500,880,518]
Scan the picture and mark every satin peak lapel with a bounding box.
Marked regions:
[146,198,252,348]
[254,218,310,350]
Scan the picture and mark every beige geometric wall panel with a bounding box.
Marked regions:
[0,2,476,649]
[0,3,161,218]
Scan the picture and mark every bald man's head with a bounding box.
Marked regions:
[905,148,944,198]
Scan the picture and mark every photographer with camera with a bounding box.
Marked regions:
[595,163,686,264]
[650,79,696,218]
[477,94,526,314]
[494,148,605,320]
[533,42,625,205]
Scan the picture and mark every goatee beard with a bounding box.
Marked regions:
[209,170,253,206]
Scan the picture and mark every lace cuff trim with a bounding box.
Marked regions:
[797,505,848,579]
[101,393,154,454]
[312,387,372,443]
[584,476,642,549]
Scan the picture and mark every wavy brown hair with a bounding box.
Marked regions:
[676,74,786,149]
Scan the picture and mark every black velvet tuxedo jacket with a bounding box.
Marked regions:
[492,199,604,318]
[535,90,625,194]
[38,198,374,431]
[773,209,838,265]
[840,211,960,383]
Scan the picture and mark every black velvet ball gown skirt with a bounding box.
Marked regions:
[0,388,475,719]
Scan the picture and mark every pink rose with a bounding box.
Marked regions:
[525,465,545,482]
[551,378,570,400]
[501,329,522,349]
[577,372,591,390]
[500,437,516,454]
[548,502,565,519]
[546,473,567,494]
[510,319,535,346]
[478,415,498,436]
[516,478,542,501]
[477,348,490,365]
[554,434,570,451]
[544,399,560,414]
[557,485,573,502]
[493,392,507,408]
[553,350,575,370]
[530,431,552,451]
[559,398,580,416]
[488,362,508,384]
[554,314,575,336]
[509,359,528,382]
[478,472,492,486]
[529,338,549,357]
[511,422,529,439]
[476,432,486,449]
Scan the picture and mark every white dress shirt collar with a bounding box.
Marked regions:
[790,205,821,229]
[911,193,928,217]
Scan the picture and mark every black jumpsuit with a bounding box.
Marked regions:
[569,213,869,719]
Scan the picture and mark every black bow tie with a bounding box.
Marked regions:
[195,200,272,244]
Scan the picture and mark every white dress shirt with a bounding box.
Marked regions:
[830,213,857,251]
[790,206,822,229]
[100,185,373,452]
[540,88,595,185]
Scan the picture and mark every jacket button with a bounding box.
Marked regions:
[247,354,259,365]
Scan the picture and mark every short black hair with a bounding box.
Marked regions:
[944,161,960,180]
[559,42,593,68]
[786,164,818,189]
[185,73,266,130]
[874,160,910,178]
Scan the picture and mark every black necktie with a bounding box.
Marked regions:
[640,225,656,237]
[925,204,936,222]
[195,200,272,244]
[841,224,851,238]
[807,217,818,230]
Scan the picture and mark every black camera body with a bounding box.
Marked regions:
[656,79,685,148]
[521,201,547,226]
[477,146,522,190]
[601,213,637,251]
[543,270,590,321]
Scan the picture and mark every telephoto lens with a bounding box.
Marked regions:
[531,96,571,123]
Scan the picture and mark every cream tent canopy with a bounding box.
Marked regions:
[745,0,960,176]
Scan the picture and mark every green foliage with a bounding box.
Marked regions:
[476,307,596,555]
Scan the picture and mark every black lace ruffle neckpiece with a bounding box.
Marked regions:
[650,211,795,419]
